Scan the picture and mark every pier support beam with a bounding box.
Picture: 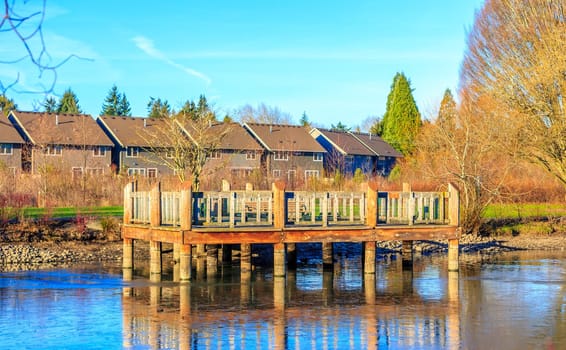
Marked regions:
[402,241,413,269]
[448,239,459,271]
[206,244,219,277]
[286,243,297,270]
[274,243,286,278]
[240,243,252,273]
[123,238,134,271]
[364,241,376,274]
[322,242,333,270]
[149,240,162,281]
[179,244,192,282]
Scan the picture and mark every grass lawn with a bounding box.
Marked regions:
[20,206,123,219]
[483,203,566,219]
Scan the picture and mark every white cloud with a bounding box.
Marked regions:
[132,36,211,85]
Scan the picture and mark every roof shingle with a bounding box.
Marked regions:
[244,123,326,153]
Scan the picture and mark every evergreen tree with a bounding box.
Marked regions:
[147,97,171,119]
[43,97,58,113]
[118,93,132,116]
[331,122,350,131]
[101,85,120,116]
[57,88,82,114]
[177,94,215,121]
[437,88,457,130]
[0,94,16,116]
[300,111,310,127]
[101,85,131,116]
[374,72,421,155]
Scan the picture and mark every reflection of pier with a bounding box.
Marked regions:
[122,263,461,349]
[121,181,460,282]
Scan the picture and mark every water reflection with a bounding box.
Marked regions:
[121,256,463,349]
[1,252,566,349]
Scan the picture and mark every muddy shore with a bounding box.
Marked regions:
[1,219,565,272]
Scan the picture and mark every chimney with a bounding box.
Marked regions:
[55,114,59,126]
[144,118,147,128]
[269,125,272,133]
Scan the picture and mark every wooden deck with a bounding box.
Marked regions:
[121,180,461,281]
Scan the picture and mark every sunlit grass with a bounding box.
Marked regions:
[483,203,566,219]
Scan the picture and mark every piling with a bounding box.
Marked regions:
[402,241,413,269]
[149,240,162,281]
[322,242,333,270]
[273,243,286,277]
[241,243,252,273]
[179,244,192,282]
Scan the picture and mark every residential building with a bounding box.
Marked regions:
[243,123,326,186]
[178,121,264,184]
[310,128,402,177]
[8,111,113,176]
[97,116,175,177]
[0,115,25,174]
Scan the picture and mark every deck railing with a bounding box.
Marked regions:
[123,182,459,229]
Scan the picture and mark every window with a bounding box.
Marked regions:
[72,167,84,179]
[273,151,289,161]
[93,146,106,157]
[45,145,62,156]
[313,153,323,162]
[208,150,221,159]
[287,170,296,181]
[126,147,139,158]
[245,151,256,160]
[147,168,157,178]
[305,170,320,179]
[166,150,174,159]
[272,169,282,178]
[127,168,146,176]
[86,168,104,176]
[0,143,13,155]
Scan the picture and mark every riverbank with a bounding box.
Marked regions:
[1,218,565,271]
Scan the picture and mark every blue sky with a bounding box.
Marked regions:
[3,0,484,128]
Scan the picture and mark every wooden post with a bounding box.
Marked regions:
[364,241,376,274]
[180,181,193,230]
[273,243,286,277]
[402,241,413,269]
[366,181,378,227]
[240,243,252,274]
[322,192,329,227]
[448,239,459,271]
[206,244,219,277]
[150,182,161,227]
[322,242,333,270]
[448,183,460,226]
[123,181,134,224]
[272,181,286,229]
[403,183,414,225]
[179,244,192,282]
[123,238,134,271]
[149,240,162,281]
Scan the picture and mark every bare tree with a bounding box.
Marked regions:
[235,103,294,124]
[460,0,566,187]
[1,1,83,98]
[138,115,230,190]
[411,94,521,235]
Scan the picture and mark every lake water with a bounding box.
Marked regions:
[1,247,566,349]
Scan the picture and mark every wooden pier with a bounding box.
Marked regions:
[121,181,460,281]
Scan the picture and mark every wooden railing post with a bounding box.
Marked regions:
[150,182,161,227]
[123,181,134,224]
[403,182,414,225]
[448,183,460,226]
[273,181,286,229]
[180,181,192,230]
[366,181,378,227]
[322,192,329,227]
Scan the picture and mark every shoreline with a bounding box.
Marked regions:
[1,231,566,272]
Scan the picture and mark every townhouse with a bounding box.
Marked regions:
[243,123,326,185]
[0,115,25,174]
[8,111,113,176]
